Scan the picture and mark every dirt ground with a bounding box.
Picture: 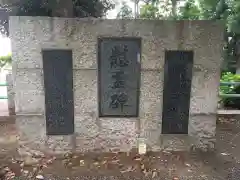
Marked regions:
[0,115,240,180]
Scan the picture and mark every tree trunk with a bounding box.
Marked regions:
[136,0,139,18]
[134,0,137,18]
[51,0,73,17]
[132,0,139,18]
[171,0,177,18]
[236,59,240,74]
[236,40,240,74]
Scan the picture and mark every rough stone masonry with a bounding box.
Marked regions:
[9,16,224,155]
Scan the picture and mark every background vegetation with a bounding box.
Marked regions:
[0,54,11,69]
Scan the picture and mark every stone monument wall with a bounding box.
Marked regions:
[9,16,224,155]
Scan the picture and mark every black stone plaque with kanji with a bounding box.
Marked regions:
[162,51,193,134]
[42,50,74,135]
[98,38,141,117]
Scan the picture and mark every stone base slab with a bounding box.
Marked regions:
[15,114,217,157]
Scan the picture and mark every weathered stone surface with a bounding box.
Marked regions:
[139,71,163,147]
[98,118,138,152]
[9,16,224,154]
[159,134,191,151]
[189,114,217,151]
[6,73,15,115]
[75,116,138,152]
[190,70,220,114]
[14,69,44,114]
[73,70,97,115]
[15,116,74,155]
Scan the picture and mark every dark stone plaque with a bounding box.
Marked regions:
[42,50,74,135]
[162,51,193,134]
[98,38,141,117]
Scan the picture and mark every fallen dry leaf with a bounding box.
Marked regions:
[175,155,180,161]
[111,160,120,164]
[46,159,53,165]
[36,174,44,179]
[93,162,99,166]
[64,152,73,159]
[112,156,118,160]
[163,150,172,154]
[101,160,107,165]
[120,166,135,173]
[142,169,150,177]
[62,159,70,166]
[133,157,142,161]
[32,167,38,173]
[67,162,73,167]
[20,162,24,168]
[185,163,191,167]
[23,170,29,175]
[73,155,78,159]
[39,164,48,170]
[80,160,85,166]
[152,171,157,178]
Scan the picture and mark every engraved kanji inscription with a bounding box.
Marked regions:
[109,92,128,111]
[111,71,126,89]
[162,51,193,134]
[98,38,141,117]
[109,44,129,68]
[42,50,74,135]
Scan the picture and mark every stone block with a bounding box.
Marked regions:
[9,17,224,153]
